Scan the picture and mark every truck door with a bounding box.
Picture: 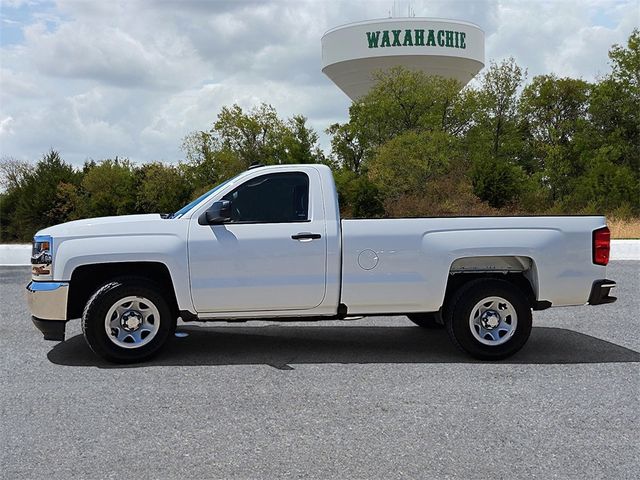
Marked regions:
[188,169,327,313]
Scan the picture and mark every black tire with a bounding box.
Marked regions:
[407,312,444,329]
[444,278,532,360]
[82,277,176,363]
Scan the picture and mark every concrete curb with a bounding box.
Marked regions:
[1,240,638,265]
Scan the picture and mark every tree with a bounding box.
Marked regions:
[213,103,289,168]
[10,150,81,240]
[520,75,590,147]
[326,122,367,174]
[333,169,384,218]
[471,156,527,208]
[282,115,325,164]
[474,57,526,159]
[328,67,477,217]
[571,146,640,214]
[466,58,528,208]
[368,130,453,199]
[588,29,639,176]
[609,28,640,91]
[0,157,31,191]
[182,104,324,191]
[136,162,192,214]
[348,67,467,149]
[181,131,243,193]
[519,75,590,201]
[572,29,640,215]
[80,159,137,218]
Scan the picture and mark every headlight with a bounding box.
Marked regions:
[32,235,53,279]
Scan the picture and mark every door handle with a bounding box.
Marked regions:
[291,232,322,240]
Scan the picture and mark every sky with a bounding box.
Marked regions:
[0,0,638,166]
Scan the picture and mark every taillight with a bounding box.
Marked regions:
[593,226,610,266]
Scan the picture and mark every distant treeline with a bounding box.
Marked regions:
[1,30,638,242]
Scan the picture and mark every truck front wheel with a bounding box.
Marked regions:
[445,279,532,360]
[82,278,176,363]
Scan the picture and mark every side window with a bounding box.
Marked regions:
[222,172,309,223]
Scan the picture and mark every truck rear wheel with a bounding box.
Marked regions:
[407,313,444,329]
[82,278,176,363]
[445,279,532,360]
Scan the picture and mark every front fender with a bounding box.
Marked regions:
[54,234,193,312]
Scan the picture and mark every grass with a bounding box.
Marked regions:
[608,218,640,239]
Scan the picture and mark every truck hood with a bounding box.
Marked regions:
[37,214,168,238]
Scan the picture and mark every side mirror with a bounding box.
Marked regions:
[198,200,231,225]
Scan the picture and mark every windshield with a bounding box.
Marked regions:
[169,175,239,219]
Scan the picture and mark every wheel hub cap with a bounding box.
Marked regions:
[480,310,501,330]
[120,310,143,332]
[469,296,519,347]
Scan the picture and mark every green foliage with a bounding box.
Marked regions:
[283,115,326,165]
[476,57,526,159]
[609,28,640,90]
[571,146,640,214]
[520,75,590,147]
[518,75,591,201]
[80,159,137,217]
[1,150,81,240]
[181,104,325,189]
[333,169,384,218]
[136,162,192,214]
[213,103,286,168]
[369,131,453,199]
[471,156,527,208]
[326,122,367,174]
[350,68,467,146]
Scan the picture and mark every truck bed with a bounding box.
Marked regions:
[340,216,607,315]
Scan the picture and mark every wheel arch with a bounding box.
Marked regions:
[444,255,540,311]
[67,262,179,320]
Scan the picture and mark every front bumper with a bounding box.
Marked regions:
[588,279,617,305]
[26,281,69,320]
[26,281,69,341]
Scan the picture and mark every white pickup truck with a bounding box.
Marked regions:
[27,164,617,363]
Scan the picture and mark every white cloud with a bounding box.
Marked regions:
[0,116,15,136]
[0,67,44,97]
[0,0,636,165]
[486,0,637,80]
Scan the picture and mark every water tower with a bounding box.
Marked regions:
[321,17,485,100]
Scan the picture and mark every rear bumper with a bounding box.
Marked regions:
[588,279,617,306]
[26,281,69,320]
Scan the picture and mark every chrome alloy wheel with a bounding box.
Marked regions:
[468,296,518,346]
[104,296,160,349]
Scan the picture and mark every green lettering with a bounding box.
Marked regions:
[366,31,380,48]
[460,32,466,49]
[445,30,454,47]
[426,29,436,46]
[414,29,424,46]
[455,31,460,48]
[437,30,445,47]
[403,29,413,46]
[391,29,401,46]
[381,30,391,47]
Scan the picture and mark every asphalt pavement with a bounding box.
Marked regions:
[1,262,639,479]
